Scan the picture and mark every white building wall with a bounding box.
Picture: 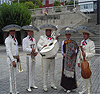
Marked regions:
[78,0,96,3]
[0,0,11,5]
[79,2,93,12]
[78,0,97,12]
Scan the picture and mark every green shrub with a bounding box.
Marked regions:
[65,1,78,5]
[53,0,61,6]
[53,0,62,12]
[32,12,36,14]
[36,2,43,8]
[24,1,34,9]
[54,6,62,12]
[12,0,26,3]
[0,3,32,30]
[34,6,39,9]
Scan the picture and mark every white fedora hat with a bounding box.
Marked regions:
[59,26,76,35]
[2,24,21,32]
[40,24,57,31]
[22,25,39,32]
[76,26,97,36]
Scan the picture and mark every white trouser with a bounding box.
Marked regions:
[82,66,92,93]
[26,56,36,89]
[42,58,55,87]
[7,57,17,94]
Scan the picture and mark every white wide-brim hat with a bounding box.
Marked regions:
[40,24,57,31]
[2,24,21,32]
[76,26,97,36]
[22,25,39,32]
[59,26,76,35]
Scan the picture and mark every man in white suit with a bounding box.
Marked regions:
[77,26,96,94]
[22,25,39,92]
[37,24,58,91]
[3,24,21,94]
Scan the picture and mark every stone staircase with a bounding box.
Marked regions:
[58,13,100,54]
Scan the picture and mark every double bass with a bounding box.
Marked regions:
[80,46,92,79]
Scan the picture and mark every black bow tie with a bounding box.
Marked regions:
[12,36,14,38]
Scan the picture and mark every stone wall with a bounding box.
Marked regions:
[31,11,90,43]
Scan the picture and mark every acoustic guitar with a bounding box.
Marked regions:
[80,46,92,79]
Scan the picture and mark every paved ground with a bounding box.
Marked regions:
[0,45,100,94]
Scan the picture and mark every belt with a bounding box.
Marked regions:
[46,57,55,59]
[27,54,31,55]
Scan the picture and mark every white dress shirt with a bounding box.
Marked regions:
[22,35,38,54]
[77,38,95,66]
[5,34,19,63]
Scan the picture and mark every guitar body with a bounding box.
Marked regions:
[40,40,59,58]
[81,60,92,79]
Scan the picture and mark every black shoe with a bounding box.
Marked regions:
[30,86,38,89]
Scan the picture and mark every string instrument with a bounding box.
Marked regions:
[80,46,92,79]
[40,40,59,58]
[40,31,59,58]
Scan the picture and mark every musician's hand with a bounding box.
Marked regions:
[43,45,47,48]
[32,48,35,52]
[34,52,38,56]
[17,55,20,62]
[62,53,65,57]
[78,63,80,67]
[12,61,16,67]
[82,51,86,57]
[56,36,58,40]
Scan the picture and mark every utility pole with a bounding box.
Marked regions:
[74,0,75,7]
[97,0,100,25]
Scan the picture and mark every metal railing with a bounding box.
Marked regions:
[30,5,81,15]
[72,18,84,27]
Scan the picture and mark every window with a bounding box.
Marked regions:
[49,0,54,4]
[94,2,97,10]
[53,0,55,2]
[43,0,45,5]
[5,0,8,3]
[80,2,93,12]
[0,0,1,5]
[60,0,63,2]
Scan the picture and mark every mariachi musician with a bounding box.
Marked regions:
[3,24,21,94]
[37,24,59,91]
[77,26,96,94]
[22,25,39,92]
[59,27,79,93]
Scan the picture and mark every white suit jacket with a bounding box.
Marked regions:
[77,38,95,66]
[37,35,55,51]
[5,34,19,63]
[22,35,38,54]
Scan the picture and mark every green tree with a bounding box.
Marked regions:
[24,1,35,9]
[13,0,43,8]
[0,3,32,30]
